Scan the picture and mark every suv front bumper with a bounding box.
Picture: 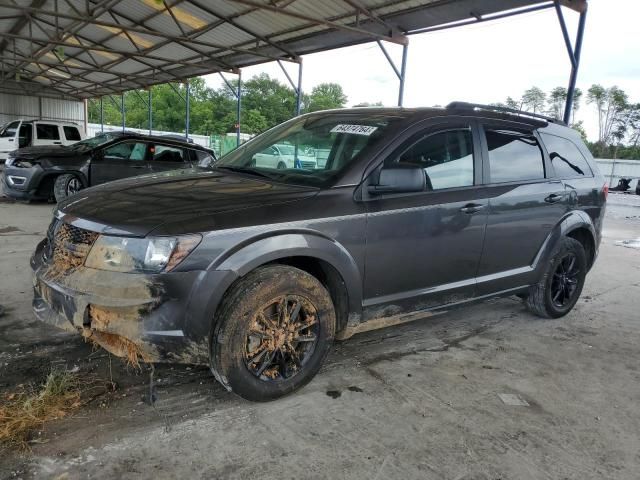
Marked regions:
[3,164,48,200]
[31,238,230,365]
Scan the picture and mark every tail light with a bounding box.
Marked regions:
[602,183,608,200]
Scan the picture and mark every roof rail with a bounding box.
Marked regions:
[446,101,566,125]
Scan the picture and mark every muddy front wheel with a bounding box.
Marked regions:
[211,265,335,402]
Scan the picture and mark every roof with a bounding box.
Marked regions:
[93,130,211,149]
[0,0,586,100]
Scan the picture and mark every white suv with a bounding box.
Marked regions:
[0,120,85,161]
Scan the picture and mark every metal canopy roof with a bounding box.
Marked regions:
[0,0,585,100]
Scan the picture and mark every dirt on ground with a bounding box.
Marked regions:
[0,192,639,479]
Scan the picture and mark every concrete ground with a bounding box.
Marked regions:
[1,189,639,480]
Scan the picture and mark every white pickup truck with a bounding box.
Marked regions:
[0,120,85,162]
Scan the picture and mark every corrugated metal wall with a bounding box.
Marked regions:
[0,93,85,130]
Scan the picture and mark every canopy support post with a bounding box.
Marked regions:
[376,39,409,107]
[185,79,190,140]
[556,1,588,124]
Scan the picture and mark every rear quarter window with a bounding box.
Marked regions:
[540,133,593,178]
[63,126,82,141]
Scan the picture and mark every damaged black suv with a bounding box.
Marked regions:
[4,131,215,202]
[32,103,606,401]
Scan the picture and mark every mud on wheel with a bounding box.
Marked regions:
[211,265,336,402]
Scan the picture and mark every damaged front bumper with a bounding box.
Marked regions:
[31,238,231,365]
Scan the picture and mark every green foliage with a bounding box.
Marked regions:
[305,83,347,112]
[521,87,546,114]
[88,74,348,137]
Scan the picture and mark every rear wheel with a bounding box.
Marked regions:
[53,174,83,202]
[525,237,587,318]
[211,265,335,401]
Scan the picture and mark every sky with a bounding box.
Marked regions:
[203,0,639,142]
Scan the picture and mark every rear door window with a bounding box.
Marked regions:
[36,123,61,140]
[63,126,82,141]
[540,133,592,178]
[485,129,545,183]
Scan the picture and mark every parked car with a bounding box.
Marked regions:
[31,103,606,401]
[3,131,216,202]
[0,119,84,162]
[252,143,317,169]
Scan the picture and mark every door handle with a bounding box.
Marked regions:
[131,165,146,169]
[53,141,61,145]
[544,193,565,203]
[460,203,485,214]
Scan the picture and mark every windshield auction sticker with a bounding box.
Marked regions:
[330,124,378,136]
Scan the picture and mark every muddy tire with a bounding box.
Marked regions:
[525,237,587,319]
[54,174,83,202]
[211,265,335,402]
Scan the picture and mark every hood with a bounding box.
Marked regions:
[12,145,79,160]
[57,169,318,237]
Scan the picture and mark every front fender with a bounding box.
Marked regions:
[215,232,363,316]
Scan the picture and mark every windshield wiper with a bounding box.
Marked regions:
[215,165,274,180]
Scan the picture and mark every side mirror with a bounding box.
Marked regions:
[368,167,426,195]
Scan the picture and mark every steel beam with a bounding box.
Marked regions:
[296,59,303,115]
[100,96,104,132]
[185,80,190,140]
[277,59,303,115]
[226,0,408,45]
[121,93,125,132]
[407,3,555,35]
[236,70,242,147]
[555,1,577,68]
[148,88,152,135]
[563,4,587,124]
[398,43,408,107]
[376,40,408,107]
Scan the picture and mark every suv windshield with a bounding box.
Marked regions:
[70,133,119,150]
[215,112,406,187]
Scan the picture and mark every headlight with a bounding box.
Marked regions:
[13,160,34,168]
[84,234,201,273]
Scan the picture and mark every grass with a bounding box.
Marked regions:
[0,369,83,450]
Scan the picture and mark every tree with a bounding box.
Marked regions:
[242,73,296,128]
[587,84,629,145]
[305,83,347,112]
[547,87,567,120]
[521,87,546,114]
[353,101,384,107]
[505,96,521,110]
[571,88,583,124]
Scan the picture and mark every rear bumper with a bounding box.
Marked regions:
[31,238,235,365]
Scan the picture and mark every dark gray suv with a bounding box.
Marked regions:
[31,103,607,401]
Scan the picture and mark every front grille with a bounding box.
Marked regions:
[57,223,99,246]
[43,220,99,272]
